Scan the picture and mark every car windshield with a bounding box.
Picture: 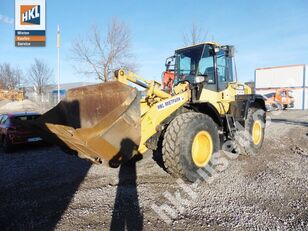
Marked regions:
[14,115,40,121]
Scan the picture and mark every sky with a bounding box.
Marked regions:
[0,0,308,84]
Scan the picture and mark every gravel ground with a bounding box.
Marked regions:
[0,110,307,230]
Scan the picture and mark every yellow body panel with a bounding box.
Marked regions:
[198,82,252,115]
[138,91,190,153]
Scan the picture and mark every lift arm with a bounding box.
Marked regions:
[115,69,171,100]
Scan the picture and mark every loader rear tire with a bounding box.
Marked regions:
[239,107,265,155]
[162,112,220,182]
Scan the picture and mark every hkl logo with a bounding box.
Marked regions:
[20,5,40,25]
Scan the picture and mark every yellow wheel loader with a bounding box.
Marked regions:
[31,42,266,182]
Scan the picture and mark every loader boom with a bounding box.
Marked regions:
[114,69,191,154]
[115,69,171,99]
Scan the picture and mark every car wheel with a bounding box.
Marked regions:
[2,137,12,153]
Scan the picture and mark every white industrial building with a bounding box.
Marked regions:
[255,64,308,110]
[25,82,96,107]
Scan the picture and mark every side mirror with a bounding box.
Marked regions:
[165,55,175,70]
[165,61,171,71]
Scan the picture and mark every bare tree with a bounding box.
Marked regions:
[28,58,53,95]
[183,23,208,46]
[71,17,136,82]
[0,63,22,90]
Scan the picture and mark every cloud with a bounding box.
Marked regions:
[0,14,14,25]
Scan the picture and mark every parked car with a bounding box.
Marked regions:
[0,112,42,152]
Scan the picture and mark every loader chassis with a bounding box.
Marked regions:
[115,43,265,182]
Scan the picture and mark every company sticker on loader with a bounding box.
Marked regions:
[157,96,185,111]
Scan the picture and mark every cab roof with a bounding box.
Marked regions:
[175,42,221,52]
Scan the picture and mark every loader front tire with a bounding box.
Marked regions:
[162,112,220,182]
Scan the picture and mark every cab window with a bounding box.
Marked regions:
[216,50,233,83]
[179,56,192,75]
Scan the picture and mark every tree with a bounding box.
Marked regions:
[71,17,136,82]
[183,23,208,46]
[0,63,22,90]
[28,58,53,95]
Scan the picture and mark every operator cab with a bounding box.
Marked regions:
[174,43,234,91]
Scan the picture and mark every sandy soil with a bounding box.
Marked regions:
[0,110,307,230]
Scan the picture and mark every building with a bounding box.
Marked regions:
[47,82,96,103]
[255,64,308,110]
[25,82,97,107]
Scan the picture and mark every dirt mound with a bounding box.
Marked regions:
[0,99,12,108]
[0,99,39,113]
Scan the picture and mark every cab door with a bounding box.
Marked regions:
[216,50,233,91]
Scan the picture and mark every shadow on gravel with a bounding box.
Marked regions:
[110,139,143,231]
[4,141,52,154]
[0,146,91,231]
[271,119,308,127]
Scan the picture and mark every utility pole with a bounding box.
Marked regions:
[57,25,60,103]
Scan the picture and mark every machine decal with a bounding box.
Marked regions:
[157,96,184,111]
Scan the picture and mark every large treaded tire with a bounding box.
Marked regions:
[239,107,265,155]
[162,112,220,182]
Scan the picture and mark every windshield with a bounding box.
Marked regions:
[175,45,203,84]
[178,46,203,75]
[175,45,215,85]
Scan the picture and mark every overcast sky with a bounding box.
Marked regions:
[0,0,307,84]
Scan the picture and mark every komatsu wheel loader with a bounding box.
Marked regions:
[31,42,266,182]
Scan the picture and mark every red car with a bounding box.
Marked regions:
[0,112,42,152]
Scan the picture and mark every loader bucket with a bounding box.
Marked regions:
[34,81,141,164]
